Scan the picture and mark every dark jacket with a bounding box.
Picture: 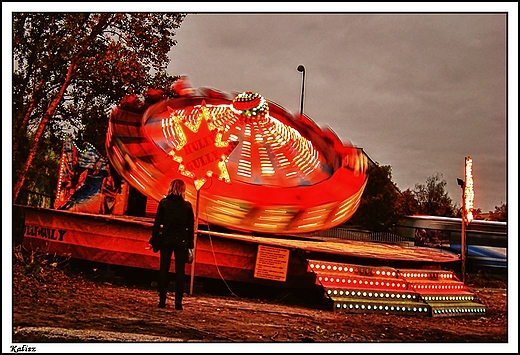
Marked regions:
[151,194,195,250]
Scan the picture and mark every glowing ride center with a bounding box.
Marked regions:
[106,85,368,235]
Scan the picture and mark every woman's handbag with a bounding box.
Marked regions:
[148,233,163,253]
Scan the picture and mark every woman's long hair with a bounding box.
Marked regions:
[168,179,186,197]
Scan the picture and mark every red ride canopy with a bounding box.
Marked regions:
[106,86,367,235]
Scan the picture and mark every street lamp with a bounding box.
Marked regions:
[297,65,305,116]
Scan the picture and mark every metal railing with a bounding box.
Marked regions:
[316,227,415,245]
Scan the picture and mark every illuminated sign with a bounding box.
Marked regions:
[464,157,474,223]
[166,101,238,190]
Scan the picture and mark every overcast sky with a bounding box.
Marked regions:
[164,9,516,214]
[3,4,517,213]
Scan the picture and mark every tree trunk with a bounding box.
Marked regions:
[13,62,77,203]
[13,14,114,203]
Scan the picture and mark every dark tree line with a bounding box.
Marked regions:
[13,13,186,204]
[344,164,507,232]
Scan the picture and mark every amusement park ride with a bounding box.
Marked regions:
[19,77,489,317]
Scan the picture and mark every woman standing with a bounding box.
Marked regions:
[150,179,194,310]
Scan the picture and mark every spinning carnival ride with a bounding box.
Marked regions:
[27,81,489,317]
[35,80,487,316]
[106,80,368,235]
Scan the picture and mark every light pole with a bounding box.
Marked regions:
[457,156,474,284]
[457,177,466,284]
[189,187,201,295]
[297,65,305,116]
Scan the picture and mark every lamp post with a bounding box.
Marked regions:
[457,177,466,284]
[189,187,201,295]
[457,156,474,284]
[297,65,305,116]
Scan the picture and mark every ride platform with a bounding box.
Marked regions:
[17,205,483,317]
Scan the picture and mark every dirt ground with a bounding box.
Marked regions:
[8,246,515,352]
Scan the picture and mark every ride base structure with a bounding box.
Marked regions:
[19,81,486,317]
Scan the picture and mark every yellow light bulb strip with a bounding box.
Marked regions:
[421,295,475,302]
[464,157,475,223]
[308,261,399,278]
[398,271,454,280]
[409,283,465,291]
[325,288,418,301]
[334,302,430,314]
[55,150,67,200]
[432,307,485,316]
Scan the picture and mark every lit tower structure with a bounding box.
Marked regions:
[457,156,474,283]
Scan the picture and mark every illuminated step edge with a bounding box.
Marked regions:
[332,297,425,307]
[307,261,484,318]
[308,260,399,278]
[398,269,458,281]
[325,288,420,302]
[332,300,431,315]
[418,292,477,303]
[407,281,465,291]
[315,274,409,290]
[428,303,486,318]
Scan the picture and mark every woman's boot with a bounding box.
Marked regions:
[175,295,183,310]
[158,291,166,308]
